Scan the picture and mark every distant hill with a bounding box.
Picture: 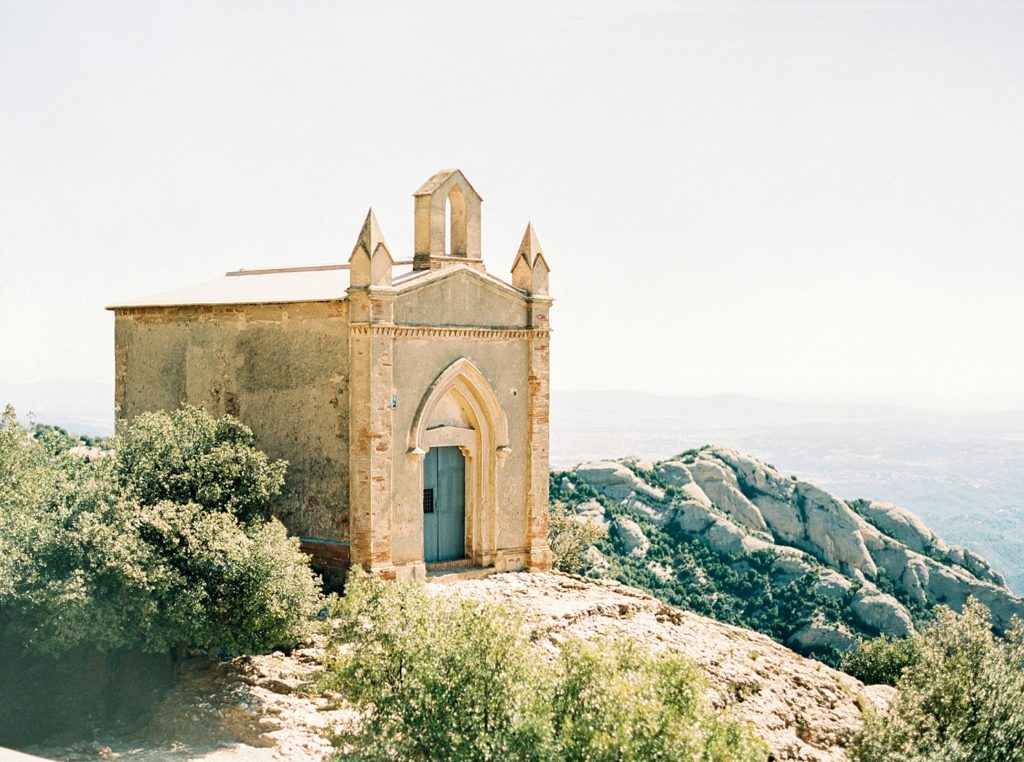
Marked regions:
[552,446,1024,663]
[552,390,1024,594]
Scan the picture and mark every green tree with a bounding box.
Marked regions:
[852,598,1024,761]
[0,404,321,656]
[113,405,286,523]
[548,500,607,574]
[840,634,921,687]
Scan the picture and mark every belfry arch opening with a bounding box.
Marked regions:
[412,169,483,269]
[446,185,467,257]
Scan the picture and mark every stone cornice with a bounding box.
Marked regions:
[348,324,549,339]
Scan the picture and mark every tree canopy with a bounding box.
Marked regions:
[0,404,321,656]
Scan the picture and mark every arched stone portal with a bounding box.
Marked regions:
[408,358,510,568]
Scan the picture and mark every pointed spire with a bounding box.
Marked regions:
[349,208,391,288]
[517,222,543,267]
[512,222,549,293]
[351,208,389,261]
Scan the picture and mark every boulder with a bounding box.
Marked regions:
[771,552,813,582]
[796,483,877,577]
[584,546,609,572]
[712,447,797,499]
[702,518,773,556]
[620,456,655,473]
[961,547,1005,586]
[625,497,673,526]
[851,500,946,556]
[573,498,608,526]
[655,460,693,488]
[900,556,931,606]
[612,516,649,558]
[686,459,769,533]
[751,493,806,544]
[850,588,914,637]
[814,570,854,599]
[576,461,664,502]
[788,625,858,652]
[672,500,718,534]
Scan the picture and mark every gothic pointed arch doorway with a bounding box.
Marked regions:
[408,358,510,567]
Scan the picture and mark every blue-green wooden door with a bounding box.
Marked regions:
[422,446,466,563]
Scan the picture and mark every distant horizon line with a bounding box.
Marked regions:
[2,376,1022,418]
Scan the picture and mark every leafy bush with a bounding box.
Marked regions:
[840,634,921,687]
[548,500,607,574]
[323,570,551,761]
[321,571,768,762]
[30,422,82,452]
[114,405,286,523]
[0,404,321,656]
[852,598,1024,761]
[551,638,768,761]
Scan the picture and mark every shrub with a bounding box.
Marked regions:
[113,405,286,523]
[852,598,1024,761]
[548,500,607,574]
[323,570,551,761]
[322,572,769,762]
[551,638,768,761]
[0,404,321,656]
[840,634,921,687]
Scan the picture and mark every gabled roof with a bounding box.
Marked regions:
[106,259,532,309]
[413,168,483,200]
[106,263,417,309]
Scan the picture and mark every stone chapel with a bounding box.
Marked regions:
[108,169,552,581]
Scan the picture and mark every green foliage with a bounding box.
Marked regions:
[548,500,607,574]
[30,422,80,453]
[322,571,768,762]
[0,404,321,656]
[840,634,921,687]
[551,638,768,761]
[852,599,1024,761]
[323,570,551,762]
[29,422,108,452]
[114,405,286,523]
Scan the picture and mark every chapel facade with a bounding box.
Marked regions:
[108,169,552,580]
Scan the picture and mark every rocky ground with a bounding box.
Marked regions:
[25,637,356,762]
[25,571,892,762]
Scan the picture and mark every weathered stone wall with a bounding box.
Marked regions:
[346,267,551,579]
[113,301,350,542]
[389,333,533,566]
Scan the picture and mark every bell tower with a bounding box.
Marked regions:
[412,169,484,271]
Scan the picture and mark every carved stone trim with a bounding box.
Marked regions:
[349,324,548,339]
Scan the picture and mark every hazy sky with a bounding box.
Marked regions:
[2,1,1023,411]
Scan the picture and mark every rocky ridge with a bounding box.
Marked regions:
[557,446,1024,649]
